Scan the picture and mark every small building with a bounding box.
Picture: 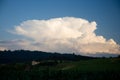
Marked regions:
[32,60,40,65]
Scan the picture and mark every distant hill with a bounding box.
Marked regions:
[0,50,94,64]
[87,53,119,58]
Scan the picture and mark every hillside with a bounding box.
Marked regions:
[0,50,94,64]
[0,58,120,80]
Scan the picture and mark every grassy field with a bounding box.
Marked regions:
[0,58,120,80]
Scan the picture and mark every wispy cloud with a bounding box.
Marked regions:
[2,17,120,55]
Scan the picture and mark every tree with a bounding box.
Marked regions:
[118,55,120,58]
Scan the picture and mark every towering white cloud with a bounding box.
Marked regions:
[10,17,120,54]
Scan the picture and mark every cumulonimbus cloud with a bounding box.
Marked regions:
[8,17,120,54]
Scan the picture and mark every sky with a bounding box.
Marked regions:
[0,0,120,56]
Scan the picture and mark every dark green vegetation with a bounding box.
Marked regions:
[0,58,120,80]
[0,50,94,64]
[0,50,120,80]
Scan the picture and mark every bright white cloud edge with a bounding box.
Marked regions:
[0,17,120,55]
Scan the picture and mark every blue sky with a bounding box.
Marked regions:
[0,0,120,43]
[0,0,120,55]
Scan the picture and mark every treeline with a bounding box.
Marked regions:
[0,50,94,64]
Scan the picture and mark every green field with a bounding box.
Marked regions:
[0,58,120,80]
